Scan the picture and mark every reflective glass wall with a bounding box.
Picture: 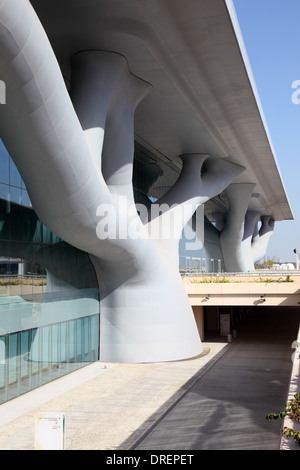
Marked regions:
[0,140,100,404]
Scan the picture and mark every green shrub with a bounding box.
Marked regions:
[266,393,300,446]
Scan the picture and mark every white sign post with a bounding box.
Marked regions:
[35,412,66,450]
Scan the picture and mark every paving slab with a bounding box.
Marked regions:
[0,307,298,451]
[134,307,300,451]
[0,342,228,450]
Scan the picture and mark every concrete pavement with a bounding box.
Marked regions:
[134,307,300,451]
[0,342,230,450]
[0,306,298,450]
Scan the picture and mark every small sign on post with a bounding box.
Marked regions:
[35,412,66,450]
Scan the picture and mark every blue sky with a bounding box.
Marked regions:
[233,0,300,262]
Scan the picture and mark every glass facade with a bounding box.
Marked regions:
[0,315,99,404]
[0,140,100,404]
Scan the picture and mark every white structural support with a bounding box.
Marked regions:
[252,215,275,264]
[0,0,246,363]
[217,184,275,272]
[219,183,256,272]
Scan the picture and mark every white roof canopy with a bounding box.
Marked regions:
[31,0,293,221]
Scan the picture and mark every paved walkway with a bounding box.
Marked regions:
[0,307,298,450]
[135,307,300,451]
[0,342,231,450]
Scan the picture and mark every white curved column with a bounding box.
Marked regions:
[243,211,261,270]
[0,0,112,255]
[220,183,256,272]
[252,216,275,263]
[212,212,226,232]
[0,0,246,363]
[148,156,245,253]
[96,155,245,362]
[219,185,275,272]
[71,51,152,201]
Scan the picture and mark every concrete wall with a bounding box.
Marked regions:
[192,306,204,340]
[184,274,300,307]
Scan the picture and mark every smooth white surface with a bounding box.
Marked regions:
[30,0,293,222]
[0,0,241,362]
[219,184,274,271]
[0,0,285,361]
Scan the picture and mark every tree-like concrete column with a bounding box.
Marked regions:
[0,0,245,362]
[252,215,275,264]
[220,183,256,272]
[92,153,245,363]
[70,51,152,201]
[218,184,275,272]
[243,210,261,269]
[67,51,245,362]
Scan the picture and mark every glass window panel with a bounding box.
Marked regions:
[8,332,19,385]
[0,336,6,389]
[32,220,42,244]
[0,336,6,366]
[69,320,75,362]
[10,203,22,241]
[61,322,68,363]
[0,186,10,240]
[0,182,9,202]
[30,328,40,375]
[91,315,99,361]
[9,159,22,187]
[20,331,32,395]
[39,326,51,385]
[76,318,83,361]
[20,206,34,244]
[84,317,90,360]
[0,141,9,184]
[21,330,30,378]
[21,190,31,207]
[51,324,59,364]
[0,335,7,404]
[51,233,61,244]
[10,186,21,205]
[18,247,32,299]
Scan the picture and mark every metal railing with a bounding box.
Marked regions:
[179,257,224,275]
[179,257,300,277]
